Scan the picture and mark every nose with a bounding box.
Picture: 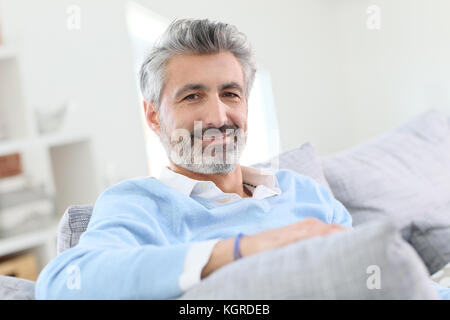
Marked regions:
[203,95,228,129]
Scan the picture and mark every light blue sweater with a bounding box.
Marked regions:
[35,169,352,299]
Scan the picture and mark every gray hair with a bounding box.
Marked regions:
[139,18,257,111]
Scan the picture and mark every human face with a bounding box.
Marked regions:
[147,51,248,174]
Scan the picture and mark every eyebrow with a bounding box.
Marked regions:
[174,82,244,100]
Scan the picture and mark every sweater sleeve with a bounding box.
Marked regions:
[431,280,450,300]
[35,180,194,300]
[309,176,353,229]
[330,197,353,229]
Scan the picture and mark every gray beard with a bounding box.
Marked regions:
[179,162,238,175]
[160,123,246,174]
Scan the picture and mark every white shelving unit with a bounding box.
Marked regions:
[0,44,100,273]
[0,221,59,269]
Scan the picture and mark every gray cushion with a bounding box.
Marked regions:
[252,141,333,194]
[401,214,450,275]
[178,220,439,299]
[322,109,450,228]
[57,205,93,254]
[0,276,35,300]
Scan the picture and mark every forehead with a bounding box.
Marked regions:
[163,51,245,99]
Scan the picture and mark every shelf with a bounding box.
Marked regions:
[39,131,91,148]
[0,132,91,156]
[0,138,30,156]
[0,219,59,257]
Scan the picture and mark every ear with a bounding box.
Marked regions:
[143,100,161,135]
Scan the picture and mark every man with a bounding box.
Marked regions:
[34,18,448,300]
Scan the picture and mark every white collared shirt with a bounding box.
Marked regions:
[157,165,282,292]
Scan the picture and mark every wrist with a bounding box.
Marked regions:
[238,234,254,257]
[233,233,245,260]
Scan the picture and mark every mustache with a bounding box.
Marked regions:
[190,124,241,139]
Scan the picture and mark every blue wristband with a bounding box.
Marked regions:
[233,233,244,261]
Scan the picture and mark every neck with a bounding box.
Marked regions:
[168,161,252,198]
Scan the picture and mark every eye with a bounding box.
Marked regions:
[184,93,200,101]
[223,92,239,98]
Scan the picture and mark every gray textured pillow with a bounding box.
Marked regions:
[252,141,333,194]
[0,276,35,300]
[401,213,450,275]
[322,109,450,228]
[178,220,439,299]
[57,205,93,254]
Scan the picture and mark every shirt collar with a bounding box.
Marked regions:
[158,165,281,199]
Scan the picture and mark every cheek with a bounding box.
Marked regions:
[231,108,247,131]
[160,107,179,131]
[163,111,195,136]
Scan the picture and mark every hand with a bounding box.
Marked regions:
[201,218,349,279]
[239,217,349,257]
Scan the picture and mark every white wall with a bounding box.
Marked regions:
[335,0,450,145]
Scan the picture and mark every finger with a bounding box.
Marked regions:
[331,224,349,230]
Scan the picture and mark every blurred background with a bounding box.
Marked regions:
[0,0,449,279]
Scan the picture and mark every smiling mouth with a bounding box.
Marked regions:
[196,132,233,145]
